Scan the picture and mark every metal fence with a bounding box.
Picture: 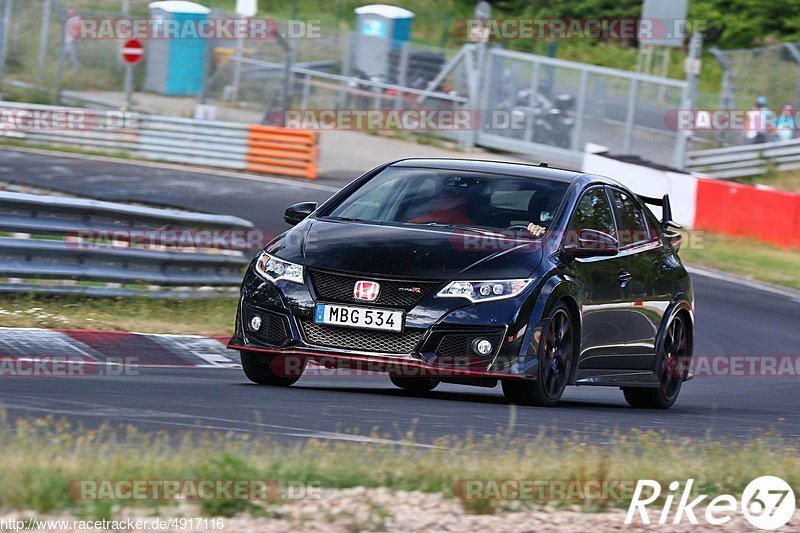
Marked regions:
[206,31,467,122]
[476,47,689,168]
[0,189,254,297]
[0,2,695,169]
[0,1,353,101]
[687,137,800,179]
[709,42,800,147]
[205,39,693,167]
[0,0,132,96]
[210,54,471,142]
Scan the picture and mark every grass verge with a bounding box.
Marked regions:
[738,168,800,193]
[0,294,237,335]
[0,415,797,518]
[681,231,800,291]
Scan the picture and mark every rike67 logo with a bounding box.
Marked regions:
[626,476,796,530]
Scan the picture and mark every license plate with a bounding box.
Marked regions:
[314,303,403,332]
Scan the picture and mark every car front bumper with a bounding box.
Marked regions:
[227,263,540,380]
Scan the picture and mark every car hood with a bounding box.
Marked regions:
[267,219,543,280]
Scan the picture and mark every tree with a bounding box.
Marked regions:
[472,0,800,49]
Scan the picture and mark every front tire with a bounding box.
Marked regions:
[622,313,690,409]
[390,375,439,392]
[502,303,575,407]
[240,352,305,386]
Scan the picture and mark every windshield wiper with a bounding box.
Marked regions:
[416,222,508,238]
[324,216,369,223]
[323,216,389,226]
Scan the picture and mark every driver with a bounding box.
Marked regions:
[526,191,559,237]
[527,222,546,237]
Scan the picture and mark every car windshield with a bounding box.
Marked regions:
[324,167,569,236]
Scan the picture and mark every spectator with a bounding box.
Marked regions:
[745,96,774,144]
[774,104,796,142]
[64,8,81,69]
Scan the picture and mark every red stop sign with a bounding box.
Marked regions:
[121,39,144,64]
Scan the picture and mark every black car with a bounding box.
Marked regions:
[228,159,694,408]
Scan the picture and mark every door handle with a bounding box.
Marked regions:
[617,270,632,286]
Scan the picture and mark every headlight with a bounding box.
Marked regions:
[254,252,304,284]
[436,279,534,303]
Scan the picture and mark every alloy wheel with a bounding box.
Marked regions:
[540,308,573,400]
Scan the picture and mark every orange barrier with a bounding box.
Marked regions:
[245,126,319,179]
[694,179,800,248]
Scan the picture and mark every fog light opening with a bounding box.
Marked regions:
[249,315,263,331]
[472,338,494,356]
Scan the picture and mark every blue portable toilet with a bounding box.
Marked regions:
[144,1,211,96]
[354,4,415,79]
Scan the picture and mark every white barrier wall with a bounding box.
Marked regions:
[582,144,698,229]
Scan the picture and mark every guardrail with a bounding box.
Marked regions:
[0,102,320,180]
[0,190,256,297]
[687,138,800,179]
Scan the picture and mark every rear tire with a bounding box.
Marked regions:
[240,352,305,386]
[502,303,575,407]
[622,313,690,409]
[390,375,439,392]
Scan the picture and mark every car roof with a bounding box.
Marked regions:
[387,158,623,189]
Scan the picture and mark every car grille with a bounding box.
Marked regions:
[308,269,440,309]
[300,320,424,354]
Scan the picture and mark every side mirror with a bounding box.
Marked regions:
[284,202,318,226]
[563,228,619,258]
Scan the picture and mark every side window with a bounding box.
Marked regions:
[570,188,616,237]
[642,205,663,240]
[609,189,650,247]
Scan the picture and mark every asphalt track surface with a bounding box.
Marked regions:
[1,148,799,444]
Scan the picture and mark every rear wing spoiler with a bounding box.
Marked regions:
[638,194,682,229]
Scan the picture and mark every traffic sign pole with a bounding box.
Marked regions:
[120,38,144,110]
[123,0,131,109]
[124,62,133,110]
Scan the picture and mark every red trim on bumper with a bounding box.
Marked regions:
[227,343,529,380]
